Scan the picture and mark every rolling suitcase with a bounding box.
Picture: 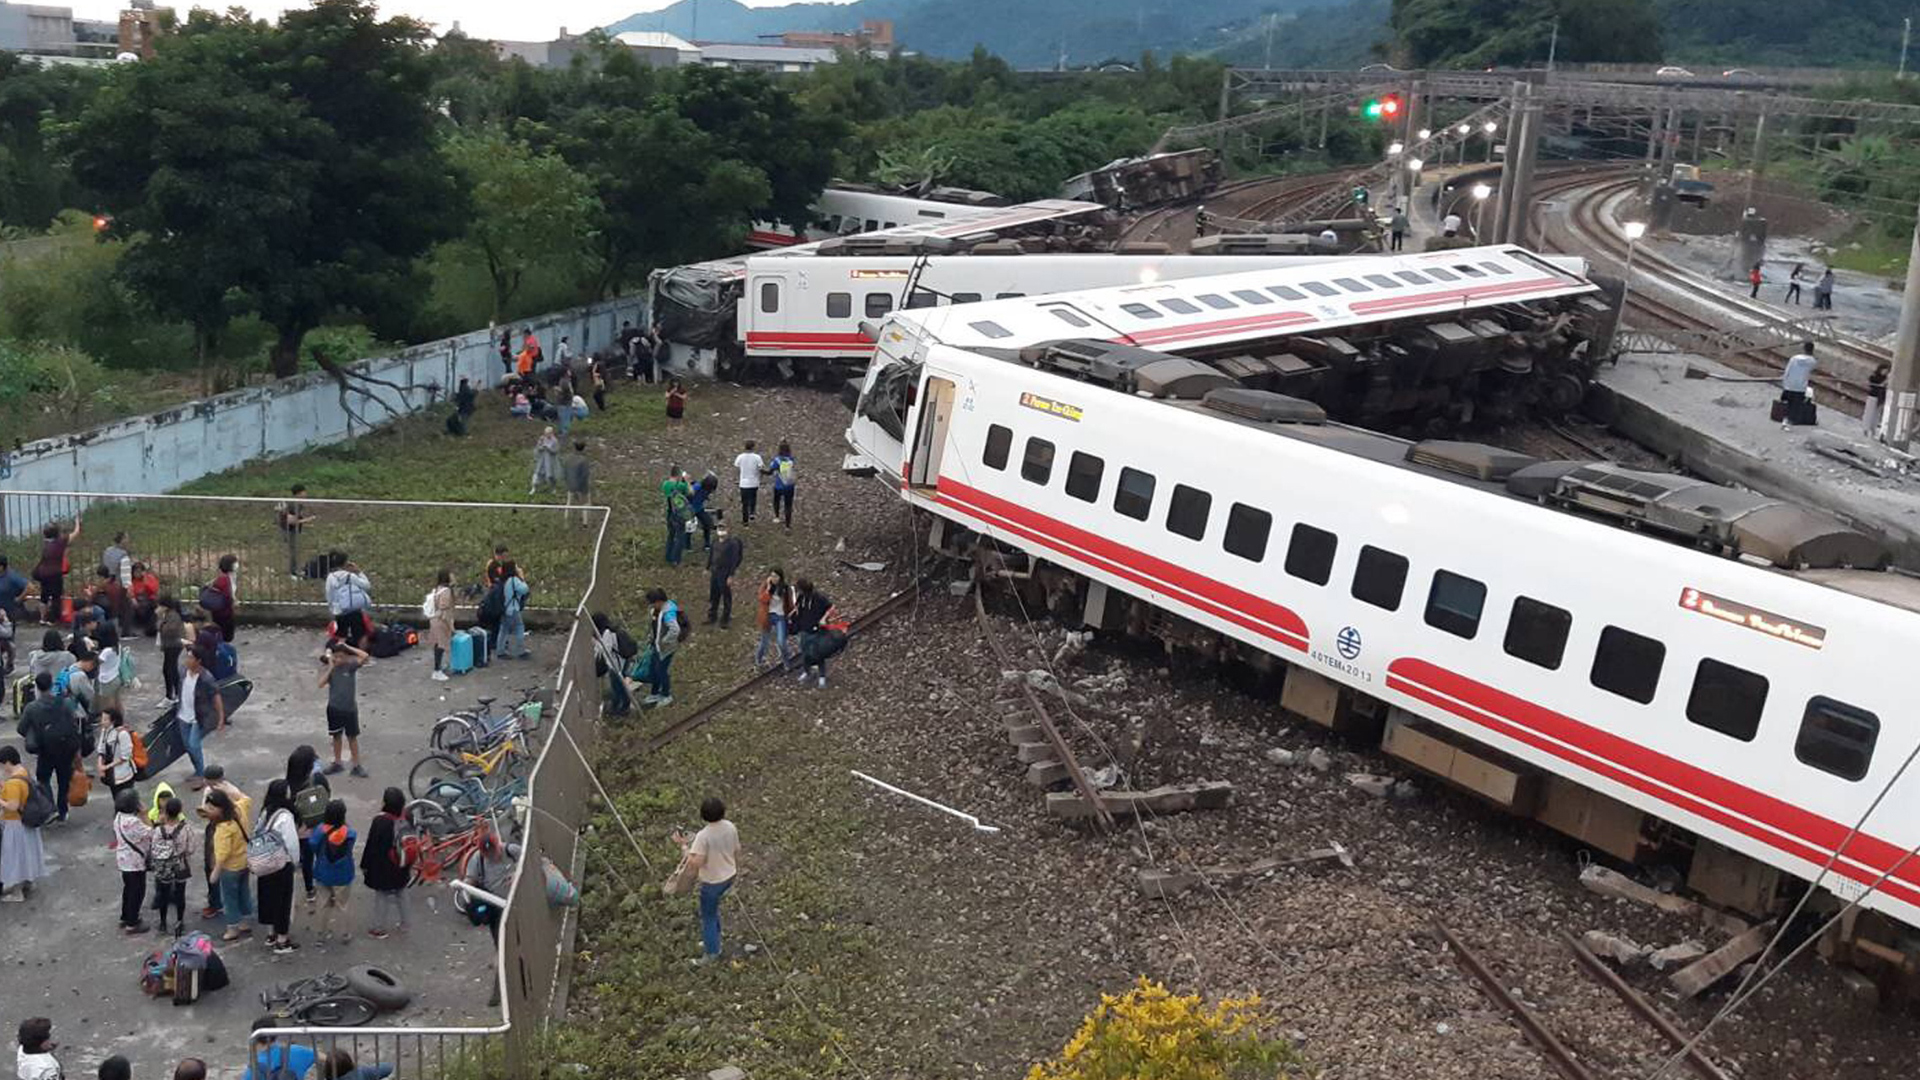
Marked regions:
[469,625,491,669]
[449,631,474,675]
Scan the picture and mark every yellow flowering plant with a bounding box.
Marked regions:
[1027,977,1306,1080]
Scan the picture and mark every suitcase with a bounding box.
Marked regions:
[1770,399,1788,422]
[449,631,474,675]
[1791,398,1818,425]
[143,711,188,778]
[469,625,491,669]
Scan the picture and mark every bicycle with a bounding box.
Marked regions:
[408,732,529,799]
[414,770,527,821]
[259,973,379,1027]
[400,810,494,886]
[429,687,546,755]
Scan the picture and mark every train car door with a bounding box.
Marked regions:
[908,376,957,490]
[752,273,788,345]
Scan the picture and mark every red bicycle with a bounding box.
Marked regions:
[401,802,492,886]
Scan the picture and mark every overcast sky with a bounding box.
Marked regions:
[76,0,839,44]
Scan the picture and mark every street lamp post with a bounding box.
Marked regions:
[1471,182,1492,240]
[1455,123,1470,165]
[1619,220,1648,327]
[1484,120,1499,163]
[1387,141,1405,205]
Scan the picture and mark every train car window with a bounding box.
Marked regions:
[953,292,983,304]
[1021,437,1055,485]
[1351,546,1409,611]
[1284,523,1338,585]
[996,292,1026,299]
[1161,298,1202,314]
[904,289,939,310]
[864,219,879,231]
[825,215,843,232]
[1364,274,1401,289]
[1686,659,1769,742]
[1395,271,1429,285]
[1120,303,1164,319]
[1454,264,1487,278]
[983,425,1012,470]
[1333,277,1371,293]
[1065,451,1104,503]
[1222,503,1272,562]
[759,281,780,313]
[1166,484,1212,541]
[1480,261,1513,275]
[826,292,852,318]
[1591,626,1665,704]
[1231,290,1274,305]
[1425,267,1460,282]
[917,210,945,219]
[1114,467,1155,520]
[1425,570,1487,638]
[969,321,1013,339]
[1504,596,1570,669]
[884,221,898,229]
[1050,308,1092,328]
[865,293,894,318]
[1196,294,1236,309]
[1795,697,1879,781]
[1268,285,1307,300]
[1303,282,1339,297]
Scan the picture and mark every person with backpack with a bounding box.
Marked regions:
[636,588,684,709]
[0,746,49,902]
[324,555,373,650]
[770,440,797,529]
[706,526,743,630]
[205,787,254,941]
[790,579,840,690]
[309,799,356,944]
[14,1017,62,1080]
[498,568,531,661]
[255,780,303,954]
[318,641,369,778]
[98,708,141,801]
[661,467,692,567]
[285,745,329,905]
[426,570,454,683]
[686,472,716,557]
[277,484,315,579]
[111,787,153,933]
[94,623,124,718]
[32,516,79,628]
[202,554,239,643]
[360,787,410,940]
[19,672,79,823]
[591,613,634,718]
[148,795,193,935]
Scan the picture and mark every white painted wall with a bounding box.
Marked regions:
[0,296,646,499]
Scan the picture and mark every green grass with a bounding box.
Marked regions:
[1826,223,1911,279]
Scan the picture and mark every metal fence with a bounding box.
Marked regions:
[0,491,601,615]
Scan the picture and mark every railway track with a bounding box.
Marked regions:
[1117,172,1353,248]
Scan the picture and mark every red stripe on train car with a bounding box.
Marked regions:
[1386,657,1920,908]
[1114,278,1575,349]
[932,478,1308,652]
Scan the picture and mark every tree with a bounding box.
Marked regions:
[442,130,600,322]
[67,0,465,387]
[1390,0,1661,68]
[0,55,100,229]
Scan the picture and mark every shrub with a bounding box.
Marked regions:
[1026,977,1304,1080]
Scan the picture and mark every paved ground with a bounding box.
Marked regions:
[0,622,556,1079]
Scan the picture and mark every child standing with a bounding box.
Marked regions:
[360,787,410,939]
[310,799,357,945]
[529,427,559,494]
[319,641,370,776]
[149,796,193,935]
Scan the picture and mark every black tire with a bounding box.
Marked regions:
[430,716,481,755]
[409,753,465,799]
[298,994,379,1027]
[343,964,412,1011]
[404,798,461,837]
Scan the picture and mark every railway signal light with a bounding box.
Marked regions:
[1363,94,1403,122]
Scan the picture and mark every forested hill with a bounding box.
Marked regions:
[607,0,1910,69]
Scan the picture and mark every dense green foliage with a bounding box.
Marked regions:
[1389,0,1662,68]
[1658,0,1914,69]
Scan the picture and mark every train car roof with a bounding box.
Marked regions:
[893,245,1600,353]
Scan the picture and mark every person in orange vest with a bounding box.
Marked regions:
[1748,262,1763,299]
[515,328,541,378]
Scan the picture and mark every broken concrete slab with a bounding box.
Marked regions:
[1048,780,1235,820]
[1137,844,1354,899]
[1025,761,1069,787]
[1648,940,1709,971]
[1671,921,1776,998]
[1347,772,1393,797]
[1015,741,1056,764]
[1581,930,1648,965]
[1579,864,1750,935]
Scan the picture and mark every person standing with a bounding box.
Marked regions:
[497,328,513,375]
[426,570,454,683]
[1439,212,1460,238]
[111,788,152,934]
[529,426,559,494]
[156,596,186,707]
[498,568,530,660]
[638,588,681,708]
[1783,262,1804,305]
[706,526,743,629]
[256,780,302,954]
[206,787,255,942]
[454,378,477,420]
[1779,341,1818,429]
[324,556,372,649]
[616,320,641,377]
[555,334,574,374]
[277,485,315,579]
[1814,267,1835,310]
[128,562,159,637]
[1867,362,1890,438]
[1387,209,1408,252]
[177,648,225,787]
[665,379,687,420]
[361,787,410,940]
[0,746,48,902]
[20,673,78,822]
[755,569,793,670]
[309,799,356,945]
[565,440,592,529]
[673,797,739,966]
[100,532,132,634]
[94,624,123,718]
[148,795,193,935]
[14,1018,62,1080]
[662,467,692,567]
[318,641,370,777]
[204,555,239,643]
[286,745,329,905]
[98,709,137,802]
[770,441,797,529]
[0,555,29,630]
[33,516,79,626]
[592,613,634,718]
[733,441,765,526]
[590,361,608,413]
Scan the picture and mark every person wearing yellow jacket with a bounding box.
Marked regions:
[205,788,254,941]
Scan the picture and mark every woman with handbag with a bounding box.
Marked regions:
[254,780,302,954]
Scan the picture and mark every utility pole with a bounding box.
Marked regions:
[1889,195,1920,444]
[1264,12,1275,70]
[1506,88,1543,246]
[1743,107,1768,212]
[1491,81,1527,243]
[1902,17,1913,80]
[1546,18,1559,72]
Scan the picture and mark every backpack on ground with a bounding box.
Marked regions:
[244,815,290,876]
[19,777,56,828]
[292,785,328,828]
[367,623,414,659]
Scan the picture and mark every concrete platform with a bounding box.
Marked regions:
[0,624,555,1079]
[1593,349,1920,570]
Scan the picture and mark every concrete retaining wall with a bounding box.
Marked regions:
[0,295,646,498]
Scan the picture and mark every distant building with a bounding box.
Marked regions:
[491,26,852,73]
[117,1,162,59]
[776,18,893,53]
[694,40,837,73]
[0,0,149,60]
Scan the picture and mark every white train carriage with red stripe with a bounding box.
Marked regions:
[745,185,1008,249]
[846,254,1920,945]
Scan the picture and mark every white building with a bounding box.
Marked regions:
[490,28,840,73]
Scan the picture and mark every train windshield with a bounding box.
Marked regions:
[858,358,922,442]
